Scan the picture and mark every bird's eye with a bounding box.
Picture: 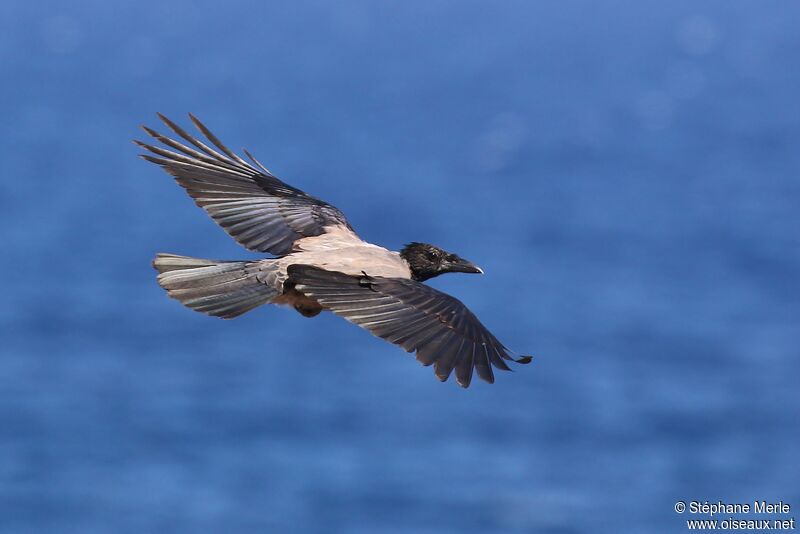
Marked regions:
[425,251,438,261]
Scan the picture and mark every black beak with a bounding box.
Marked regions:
[445,258,484,275]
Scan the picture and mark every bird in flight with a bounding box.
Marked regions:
[135,114,531,388]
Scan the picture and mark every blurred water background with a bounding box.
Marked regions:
[1,1,798,532]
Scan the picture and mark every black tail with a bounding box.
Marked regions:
[153,253,278,319]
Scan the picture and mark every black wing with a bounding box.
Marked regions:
[135,114,354,256]
[289,265,531,388]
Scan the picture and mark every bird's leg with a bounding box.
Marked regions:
[359,271,378,292]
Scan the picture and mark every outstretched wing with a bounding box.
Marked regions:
[135,113,355,256]
[289,265,531,388]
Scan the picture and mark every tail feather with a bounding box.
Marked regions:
[153,253,277,318]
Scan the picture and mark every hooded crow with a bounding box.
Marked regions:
[136,114,532,388]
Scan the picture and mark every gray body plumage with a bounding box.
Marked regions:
[153,225,410,318]
[139,114,530,387]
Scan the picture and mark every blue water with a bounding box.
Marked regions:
[1,1,798,532]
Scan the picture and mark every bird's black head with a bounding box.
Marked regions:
[400,242,483,282]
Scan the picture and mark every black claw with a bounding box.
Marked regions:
[358,271,378,292]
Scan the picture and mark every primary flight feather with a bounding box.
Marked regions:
[136,114,531,388]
